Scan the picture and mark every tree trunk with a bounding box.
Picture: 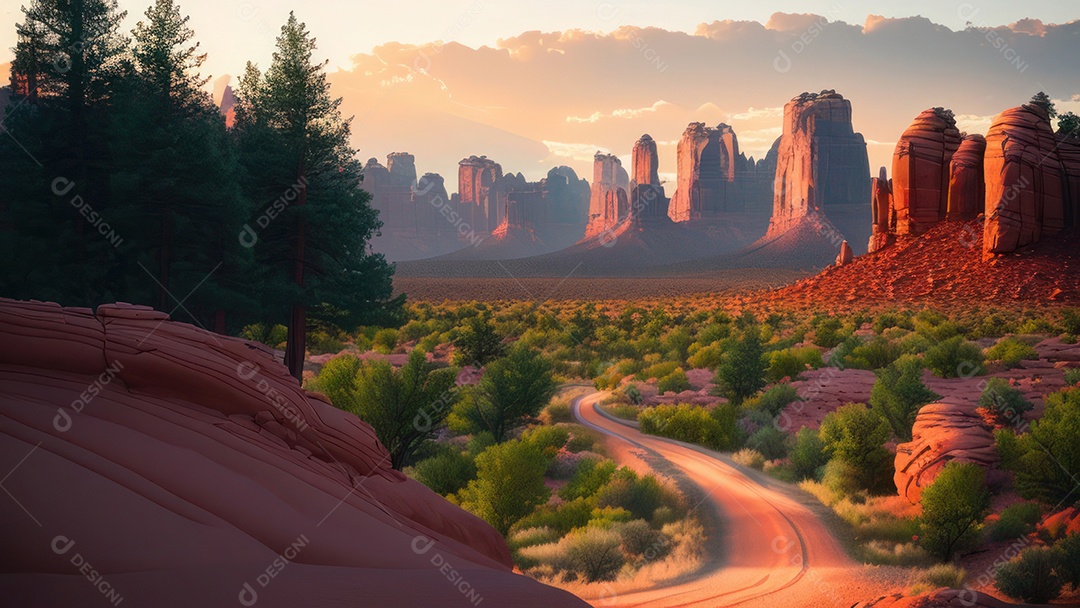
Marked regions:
[284,166,308,382]
[158,213,171,311]
[214,309,226,335]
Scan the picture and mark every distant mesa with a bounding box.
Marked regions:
[767,90,871,243]
[668,122,740,221]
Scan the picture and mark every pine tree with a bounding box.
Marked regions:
[234,13,395,381]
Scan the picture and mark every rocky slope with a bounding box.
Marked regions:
[0,299,584,607]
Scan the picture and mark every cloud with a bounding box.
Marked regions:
[729,106,785,121]
[566,100,674,124]
[543,141,609,163]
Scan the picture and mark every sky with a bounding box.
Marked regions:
[3,1,1080,184]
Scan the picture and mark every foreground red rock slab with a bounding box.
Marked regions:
[0,299,585,607]
[857,588,1016,608]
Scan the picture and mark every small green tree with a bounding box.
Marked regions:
[924,336,984,378]
[978,378,1032,424]
[1011,388,1080,505]
[919,461,990,561]
[1030,91,1057,118]
[453,315,506,366]
[453,345,557,442]
[819,403,892,492]
[458,439,551,535]
[1059,112,1080,138]
[790,428,829,480]
[313,349,458,469]
[715,327,766,404]
[869,355,939,441]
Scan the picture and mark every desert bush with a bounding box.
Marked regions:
[820,403,893,493]
[688,342,724,370]
[540,399,574,425]
[410,449,476,496]
[372,328,399,354]
[763,460,796,482]
[812,317,847,348]
[561,526,626,582]
[985,337,1039,369]
[790,427,829,480]
[732,448,766,470]
[898,332,934,355]
[869,355,940,441]
[1010,388,1080,505]
[745,384,800,417]
[307,330,345,355]
[820,458,863,497]
[510,526,561,550]
[451,345,558,442]
[515,497,593,536]
[458,439,551,535]
[746,425,790,460]
[1057,533,1080,588]
[921,564,966,588]
[919,461,990,560]
[924,336,984,378]
[1065,368,1080,386]
[766,347,823,382]
[239,323,288,348]
[978,378,1032,424]
[873,311,914,334]
[617,519,671,560]
[860,541,930,567]
[638,404,737,451]
[657,369,691,394]
[521,425,570,456]
[560,457,617,501]
[845,337,903,370]
[623,384,643,405]
[637,361,681,381]
[565,424,603,453]
[452,315,505,365]
[594,469,676,521]
[605,403,640,421]
[987,502,1042,542]
[1062,308,1080,335]
[995,546,1064,604]
[588,506,634,528]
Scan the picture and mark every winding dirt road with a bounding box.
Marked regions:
[573,392,900,608]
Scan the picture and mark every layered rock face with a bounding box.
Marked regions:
[868,166,894,253]
[891,108,962,235]
[458,155,503,232]
[669,123,740,221]
[0,299,584,607]
[363,153,418,233]
[767,92,870,237]
[894,401,998,504]
[735,148,777,214]
[629,134,670,221]
[984,103,1080,253]
[485,167,590,249]
[946,134,986,221]
[584,152,630,238]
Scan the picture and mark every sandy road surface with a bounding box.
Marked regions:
[573,393,902,608]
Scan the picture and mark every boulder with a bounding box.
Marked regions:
[0,299,584,607]
[856,589,1015,608]
[894,401,999,504]
[835,240,853,265]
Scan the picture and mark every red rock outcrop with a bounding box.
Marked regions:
[458,155,503,232]
[669,122,739,221]
[892,108,962,235]
[835,240,853,265]
[984,103,1079,253]
[767,91,870,237]
[584,152,629,239]
[629,134,670,221]
[413,172,453,238]
[946,134,985,221]
[868,166,894,253]
[1038,507,1080,539]
[894,401,999,504]
[0,299,585,607]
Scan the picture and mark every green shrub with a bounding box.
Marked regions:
[372,328,399,354]
[1063,367,1080,386]
[560,457,617,501]
[790,428,829,480]
[617,519,670,559]
[819,403,893,492]
[688,343,724,370]
[812,317,847,348]
[845,337,903,370]
[239,323,288,348]
[985,337,1039,369]
[873,311,913,334]
[745,384,800,417]
[1011,388,1080,505]
[732,448,765,470]
[457,439,551,535]
[978,378,1032,424]
[541,399,574,425]
[1057,533,1080,588]
[521,425,570,455]
[746,425,791,460]
[987,502,1042,542]
[452,315,506,365]
[624,384,643,405]
[921,564,966,588]
[919,461,990,560]
[766,347,823,382]
[561,526,625,582]
[821,458,862,497]
[636,361,680,381]
[307,330,345,355]
[594,469,673,521]
[638,404,737,451]
[869,355,940,441]
[515,497,593,535]
[924,336,984,378]
[509,526,561,550]
[995,547,1064,604]
[657,369,691,394]
[565,424,603,453]
[1062,309,1080,335]
[410,449,476,495]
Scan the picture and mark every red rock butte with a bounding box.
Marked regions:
[0,299,585,607]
